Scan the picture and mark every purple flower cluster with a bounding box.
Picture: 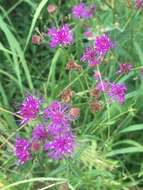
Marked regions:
[109,83,127,104]
[81,46,100,67]
[45,131,74,159]
[95,34,114,55]
[135,0,143,9]
[72,3,96,19]
[81,34,113,67]
[117,63,133,75]
[15,98,76,164]
[48,24,73,48]
[18,95,40,124]
[15,138,31,164]
[96,81,127,104]
[44,101,75,159]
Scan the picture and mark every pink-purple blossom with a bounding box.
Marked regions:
[18,95,40,124]
[45,132,75,159]
[44,101,71,127]
[135,0,143,9]
[117,63,133,75]
[108,83,127,104]
[15,138,31,164]
[47,24,73,48]
[72,3,96,19]
[95,34,114,55]
[81,46,101,67]
[32,124,48,140]
[96,81,110,92]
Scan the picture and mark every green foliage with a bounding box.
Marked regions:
[1,0,143,189]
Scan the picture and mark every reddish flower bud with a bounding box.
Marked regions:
[66,60,82,72]
[89,101,103,112]
[90,88,100,99]
[60,88,73,103]
[70,107,80,119]
[47,4,57,13]
[31,141,41,152]
[32,35,41,45]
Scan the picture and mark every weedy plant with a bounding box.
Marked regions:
[1,0,143,189]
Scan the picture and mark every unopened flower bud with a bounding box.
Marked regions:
[32,35,41,45]
[70,107,80,119]
[47,4,57,13]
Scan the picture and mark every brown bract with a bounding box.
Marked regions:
[70,107,80,119]
[90,88,101,99]
[60,88,73,103]
[89,100,103,112]
[66,60,82,72]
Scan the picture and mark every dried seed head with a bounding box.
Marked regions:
[32,35,41,45]
[89,100,103,112]
[60,88,73,103]
[70,107,80,119]
[47,4,57,13]
[90,88,100,99]
[66,60,82,72]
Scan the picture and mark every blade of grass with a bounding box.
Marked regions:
[0,16,33,90]
[24,0,49,51]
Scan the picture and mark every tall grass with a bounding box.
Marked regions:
[1,0,143,189]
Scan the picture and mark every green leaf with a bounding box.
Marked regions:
[24,0,49,51]
[119,124,143,133]
[106,147,143,157]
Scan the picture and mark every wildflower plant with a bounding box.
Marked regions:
[1,0,143,190]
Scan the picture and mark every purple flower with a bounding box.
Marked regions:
[47,24,73,48]
[45,132,75,159]
[14,138,31,164]
[81,46,101,67]
[19,95,40,124]
[72,3,95,19]
[135,0,143,9]
[96,81,110,92]
[95,34,113,55]
[32,124,48,140]
[44,101,71,127]
[117,63,133,75]
[47,122,70,137]
[108,83,127,104]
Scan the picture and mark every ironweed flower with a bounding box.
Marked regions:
[15,138,31,164]
[18,95,40,124]
[135,0,143,9]
[109,83,127,104]
[81,46,101,67]
[117,63,133,74]
[32,124,48,140]
[96,81,110,92]
[47,24,73,48]
[95,34,114,55]
[44,101,71,127]
[45,132,75,159]
[72,3,96,19]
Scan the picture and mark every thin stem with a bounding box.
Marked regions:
[0,107,22,119]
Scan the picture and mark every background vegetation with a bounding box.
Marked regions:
[1,0,143,189]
